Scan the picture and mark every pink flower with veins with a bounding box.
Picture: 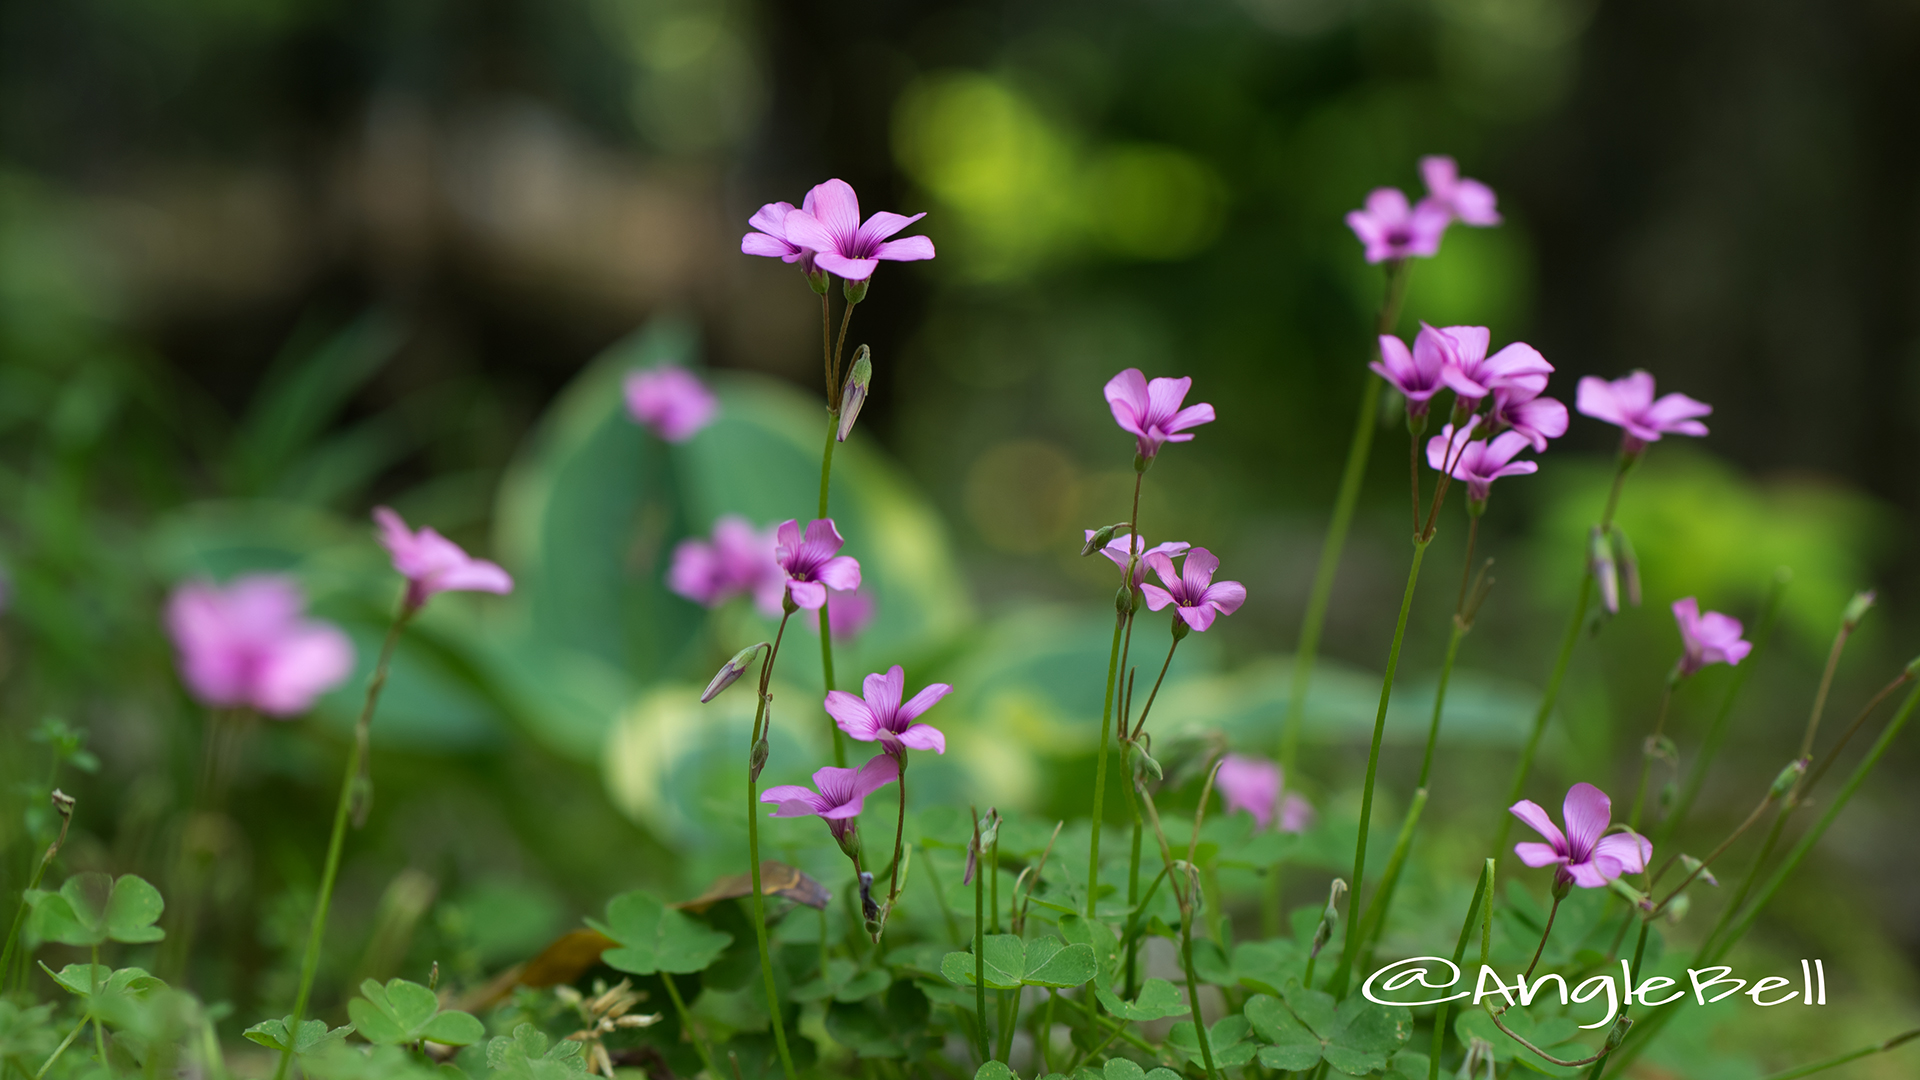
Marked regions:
[1576,371,1711,454]
[1490,377,1569,453]
[1511,782,1651,889]
[374,507,514,611]
[1372,327,1450,415]
[1420,156,1502,226]
[1672,598,1752,677]
[740,191,821,273]
[669,516,784,616]
[1141,548,1246,632]
[774,518,861,611]
[778,179,935,282]
[761,753,899,842]
[624,367,718,443]
[1216,754,1315,834]
[825,665,953,756]
[166,575,354,717]
[1104,369,1216,460]
[1345,188,1451,264]
[1085,530,1191,588]
[1423,325,1553,406]
[1426,418,1539,503]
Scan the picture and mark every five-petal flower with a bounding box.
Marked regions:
[761,753,899,842]
[1576,371,1711,454]
[1419,156,1502,227]
[1104,369,1216,460]
[669,516,785,616]
[778,179,936,282]
[1346,188,1451,264]
[1672,598,1753,677]
[1511,783,1651,889]
[1141,548,1246,632]
[825,665,953,756]
[625,366,718,443]
[1216,754,1315,834]
[1426,418,1540,503]
[774,518,862,611]
[1086,531,1192,588]
[166,575,355,717]
[374,507,514,611]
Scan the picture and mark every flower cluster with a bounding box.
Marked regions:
[669,516,785,615]
[1345,155,1501,264]
[625,366,718,443]
[742,178,935,285]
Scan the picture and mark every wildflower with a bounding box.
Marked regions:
[1345,188,1451,264]
[1086,530,1191,588]
[700,643,766,703]
[1575,371,1711,454]
[778,179,936,282]
[624,366,718,443]
[740,196,819,272]
[1140,548,1246,632]
[165,575,354,717]
[1426,418,1539,505]
[1103,369,1216,461]
[373,507,514,611]
[1419,156,1501,226]
[1511,782,1651,889]
[1489,378,1569,452]
[1427,326,1553,407]
[1216,754,1315,834]
[826,588,876,642]
[761,753,899,844]
[1672,598,1752,677]
[825,665,952,756]
[1280,793,1315,834]
[669,517,784,616]
[1372,329,1449,416]
[774,518,862,611]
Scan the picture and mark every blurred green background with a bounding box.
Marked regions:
[1,0,1917,1075]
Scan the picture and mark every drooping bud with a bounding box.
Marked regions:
[1082,522,1130,557]
[50,788,75,820]
[1678,854,1719,888]
[1843,590,1877,632]
[1770,757,1808,798]
[1603,1015,1634,1051]
[1115,585,1133,616]
[1610,527,1642,608]
[1608,875,1651,912]
[858,871,879,921]
[1589,526,1619,615]
[837,346,872,442]
[749,737,770,782]
[702,643,767,703]
[1310,879,1347,958]
[1127,741,1163,782]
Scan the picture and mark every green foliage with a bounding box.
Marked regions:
[28,874,165,947]
[1455,1008,1591,1078]
[242,1016,355,1057]
[1093,978,1186,1021]
[1168,1013,1258,1068]
[40,964,164,1005]
[483,1024,586,1079]
[1246,984,1413,1075]
[346,978,485,1047]
[0,999,59,1074]
[940,934,1096,990]
[791,958,890,1003]
[586,890,732,975]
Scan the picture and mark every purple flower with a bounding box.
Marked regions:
[741,191,821,273]
[1420,156,1501,227]
[165,575,355,717]
[774,518,862,611]
[1425,325,1553,407]
[624,367,718,443]
[1141,548,1246,632]
[1511,782,1652,889]
[1672,598,1752,677]
[761,753,899,842]
[1426,418,1540,503]
[374,507,514,611]
[1372,330,1449,415]
[825,665,953,756]
[826,588,876,642]
[1085,530,1191,588]
[778,179,935,282]
[668,517,785,616]
[1345,188,1451,264]
[1489,378,1569,453]
[1576,371,1712,454]
[1216,754,1315,834]
[1104,369,1216,460]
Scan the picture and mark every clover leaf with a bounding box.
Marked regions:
[41,964,164,1003]
[941,935,1026,990]
[1246,983,1413,1075]
[243,1016,355,1057]
[973,1064,1017,1080]
[1093,977,1187,1022]
[347,978,485,1047]
[484,1023,586,1079]
[1455,1009,1589,1078]
[792,958,892,1003]
[1096,1060,1183,1080]
[940,935,1095,990]
[29,873,165,947]
[1168,1014,1258,1069]
[586,891,732,976]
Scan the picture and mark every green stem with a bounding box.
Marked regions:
[34,1014,88,1080]
[1122,782,1147,998]
[1420,623,1467,789]
[922,846,962,946]
[90,946,105,1066]
[660,972,717,1079]
[1328,538,1429,997]
[819,412,846,768]
[274,604,410,1080]
[1086,614,1125,918]
[974,814,989,1064]
[1354,787,1428,976]
[1756,1030,1920,1080]
[1491,572,1593,866]
[1428,860,1493,1080]
[1626,682,1676,835]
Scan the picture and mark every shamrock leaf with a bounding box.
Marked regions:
[1168,1014,1258,1069]
[1056,915,1119,984]
[586,891,732,976]
[243,1016,356,1056]
[1455,1009,1590,1078]
[941,934,1025,990]
[1019,937,1098,989]
[1096,1060,1183,1080]
[485,1023,586,1079]
[347,978,485,1047]
[1246,983,1413,1076]
[29,874,166,947]
[41,964,164,1002]
[1384,1049,1432,1080]
[974,1065,1017,1080]
[1093,978,1188,1022]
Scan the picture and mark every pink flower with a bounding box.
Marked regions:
[668,516,784,616]
[1489,379,1569,453]
[165,575,354,717]
[761,753,899,843]
[774,519,862,611]
[825,665,953,756]
[1345,188,1451,264]
[1424,325,1553,406]
[373,507,514,611]
[1426,418,1539,503]
[1141,548,1246,632]
[1420,156,1501,227]
[1672,598,1752,677]
[827,589,876,641]
[1511,782,1651,889]
[1216,754,1315,834]
[1104,369,1216,460]
[1372,330,1449,415]
[1576,371,1712,454]
[777,179,935,282]
[624,367,718,443]
[741,193,821,273]
[1280,793,1315,834]
[1086,531,1191,588]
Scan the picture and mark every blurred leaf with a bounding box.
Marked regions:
[30,873,164,946]
[231,313,404,495]
[348,977,483,1047]
[1094,977,1186,1021]
[587,891,732,975]
[1168,1014,1257,1068]
[1455,1008,1588,1078]
[485,1024,586,1079]
[939,935,1025,990]
[1247,983,1412,1075]
[243,1016,354,1056]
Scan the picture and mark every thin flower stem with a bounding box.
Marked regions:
[1427,860,1493,1080]
[1801,672,1912,793]
[818,415,847,768]
[1,793,72,992]
[820,292,834,400]
[90,945,105,1065]
[274,602,411,1080]
[1490,571,1594,867]
[746,611,797,1080]
[1754,1029,1920,1080]
[1420,624,1467,790]
[831,296,858,390]
[1354,786,1428,977]
[1523,893,1563,981]
[1798,612,1854,762]
[1454,516,1481,617]
[1328,537,1429,998]
[34,1013,88,1080]
[1086,612,1126,919]
[1648,788,1774,914]
[887,760,910,911]
[660,972,717,1079]
[1138,780,1220,1080]
[1626,682,1676,835]
[1486,1010,1612,1068]
[1130,631,1182,740]
[1122,781,1149,998]
[971,810,989,1063]
[1408,429,1423,536]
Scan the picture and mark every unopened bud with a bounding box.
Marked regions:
[843,276,869,305]
[1664,894,1691,923]
[1770,757,1808,798]
[702,644,766,703]
[428,962,440,992]
[1603,1015,1633,1051]
[50,789,74,818]
[1608,875,1650,911]
[1082,523,1129,557]
[1310,879,1347,958]
[858,871,879,921]
[1115,585,1133,616]
[979,809,1000,852]
[837,346,872,442]
[1679,854,1718,888]
[1589,526,1619,615]
[1171,617,1190,641]
[1843,590,1877,631]
[749,737,770,782]
[807,267,829,296]
[1610,527,1642,608]
[1128,742,1163,782]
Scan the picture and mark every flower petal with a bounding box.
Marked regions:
[815,252,879,280]
[804,179,862,246]
[1566,859,1613,889]
[897,682,953,724]
[866,666,906,718]
[1508,800,1566,851]
[815,555,862,592]
[855,210,926,247]
[1180,547,1220,598]
[1202,580,1247,616]
[897,723,946,753]
[874,235,936,262]
[742,231,797,258]
[787,579,827,610]
[824,690,879,740]
[1594,831,1652,876]
[1179,604,1217,632]
[852,753,901,797]
[1104,368,1151,429]
[1139,583,1175,611]
[1562,783,1612,859]
[1513,843,1564,869]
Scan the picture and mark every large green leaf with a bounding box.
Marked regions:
[1019,937,1098,988]
[1093,978,1187,1021]
[588,890,732,975]
[347,978,484,1047]
[29,874,165,946]
[940,934,1026,990]
[1168,1014,1257,1068]
[1247,983,1413,1076]
[243,1016,355,1056]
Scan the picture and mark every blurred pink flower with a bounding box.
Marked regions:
[669,516,784,616]
[774,518,862,611]
[740,193,821,274]
[1372,329,1449,415]
[761,753,899,843]
[1512,783,1651,889]
[624,367,718,442]
[1085,530,1191,588]
[1216,754,1315,834]
[1420,156,1502,226]
[1672,598,1752,677]
[827,588,876,641]
[1426,325,1553,406]
[825,665,952,756]
[1141,548,1246,632]
[1346,188,1450,263]
[1280,793,1315,834]
[374,507,513,610]
[1490,378,1569,453]
[1426,418,1539,503]
[1576,371,1712,454]
[166,575,354,717]
[1104,369,1215,460]
[778,179,935,282]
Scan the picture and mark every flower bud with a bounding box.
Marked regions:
[1128,742,1163,782]
[1770,757,1808,798]
[843,276,869,305]
[1115,585,1133,616]
[1608,875,1650,911]
[1589,526,1619,615]
[837,346,872,442]
[1843,590,1876,631]
[1171,617,1190,641]
[1679,854,1719,888]
[1309,879,1347,959]
[807,267,829,295]
[1082,523,1129,557]
[858,871,879,921]
[50,788,75,819]
[702,643,767,703]
[978,808,1000,853]
[1610,527,1642,608]
[749,737,770,782]
[1603,1015,1634,1051]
